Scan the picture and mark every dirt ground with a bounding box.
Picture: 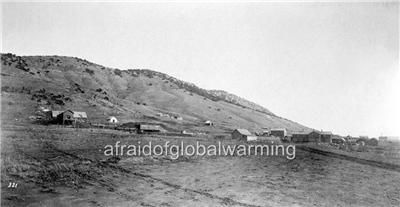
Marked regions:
[1,124,400,207]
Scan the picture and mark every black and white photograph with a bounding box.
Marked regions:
[1,1,399,206]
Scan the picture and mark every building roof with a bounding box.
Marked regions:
[292,131,310,135]
[234,129,252,136]
[51,110,87,119]
[107,116,118,123]
[310,130,332,135]
[51,111,64,118]
[73,111,87,119]
[270,128,286,131]
[332,137,346,141]
[140,124,164,131]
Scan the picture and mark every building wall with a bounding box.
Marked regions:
[321,134,332,143]
[270,130,286,138]
[108,117,118,123]
[139,125,162,133]
[379,136,388,141]
[232,130,247,140]
[246,136,257,141]
[308,131,321,142]
[292,134,308,143]
[332,138,345,144]
[57,111,74,124]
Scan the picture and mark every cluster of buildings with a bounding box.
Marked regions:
[48,110,88,125]
[378,136,399,142]
[229,127,384,146]
[47,109,120,126]
[47,109,119,125]
[46,109,168,134]
[291,130,334,143]
[231,129,257,141]
[43,110,395,145]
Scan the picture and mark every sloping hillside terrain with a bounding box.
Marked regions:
[2,54,400,207]
[0,53,309,133]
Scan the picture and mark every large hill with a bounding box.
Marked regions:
[0,53,309,134]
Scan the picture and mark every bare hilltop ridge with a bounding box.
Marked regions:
[1,53,309,133]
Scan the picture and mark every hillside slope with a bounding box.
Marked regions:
[0,53,309,134]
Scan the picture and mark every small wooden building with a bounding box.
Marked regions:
[48,110,64,120]
[204,120,214,126]
[73,111,87,119]
[107,116,118,123]
[367,138,378,146]
[308,130,332,143]
[291,132,309,143]
[320,131,333,143]
[379,136,388,142]
[332,137,346,144]
[59,110,75,125]
[138,124,165,134]
[345,136,359,143]
[232,129,252,141]
[270,128,287,138]
[52,110,88,125]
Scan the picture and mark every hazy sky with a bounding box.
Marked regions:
[2,2,399,137]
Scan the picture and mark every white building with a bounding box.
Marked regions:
[107,116,118,123]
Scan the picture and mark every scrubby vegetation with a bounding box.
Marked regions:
[1,53,30,72]
[30,88,72,106]
[114,69,123,77]
[85,68,95,75]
